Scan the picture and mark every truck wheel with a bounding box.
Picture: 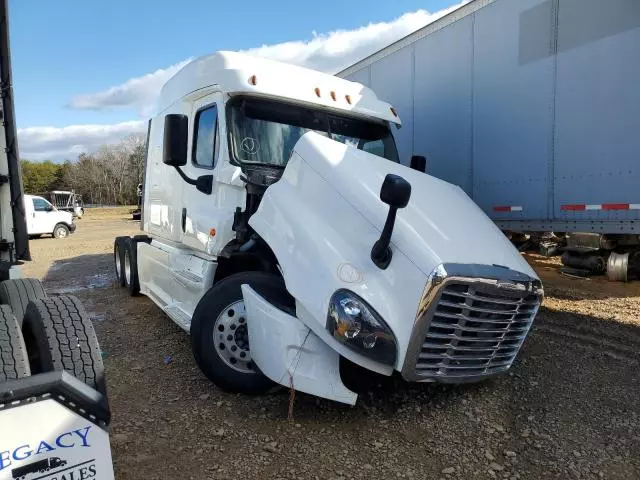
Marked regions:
[53,223,70,239]
[22,295,107,398]
[123,238,140,295]
[191,272,294,395]
[113,237,127,287]
[0,305,30,382]
[0,278,47,327]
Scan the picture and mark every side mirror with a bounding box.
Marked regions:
[46,205,54,212]
[163,114,188,167]
[196,175,213,195]
[410,155,426,173]
[371,174,411,269]
[163,114,213,195]
[380,174,411,208]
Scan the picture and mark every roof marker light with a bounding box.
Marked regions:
[330,91,337,101]
[345,95,352,105]
[314,87,321,97]
[390,107,398,117]
[248,75,257,86]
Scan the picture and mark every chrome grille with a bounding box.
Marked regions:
[414,282,540,379]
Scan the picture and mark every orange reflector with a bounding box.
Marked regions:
[345,94,352,104]
[248,75,257,86]
[390,107,398,117]
[330,91,337,101]
[314,87,321,97]
[209,228,216,237]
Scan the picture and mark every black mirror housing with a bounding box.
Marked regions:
[163,114,188,167]
[410,155,426,173]
[380,174,411,208]
[196,175,213,195]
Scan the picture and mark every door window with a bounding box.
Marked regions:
[193,105,218,168]
[33,198,51,212]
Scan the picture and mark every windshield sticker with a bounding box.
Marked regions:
[240,137,260,155]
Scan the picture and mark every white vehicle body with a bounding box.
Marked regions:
[133,51,543,404]
[24,194,75,237]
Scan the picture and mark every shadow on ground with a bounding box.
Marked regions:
[42,253,115,294]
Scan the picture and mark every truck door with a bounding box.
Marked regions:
[30,196,54,234]
[181,95,223,252]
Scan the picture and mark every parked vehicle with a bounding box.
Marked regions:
[39,190,84,218]
[114,51,543,405]
[0,2,114,478]
[24,194,76,239]
[338,0,640,281]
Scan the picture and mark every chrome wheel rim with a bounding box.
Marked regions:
[124,250,131,284]
[213,300,254,374]
[115,246,121,279]
[56,227,67,238]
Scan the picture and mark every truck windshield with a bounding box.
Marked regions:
[227,97,399,166]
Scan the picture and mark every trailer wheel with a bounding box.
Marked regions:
[22,295,107,397]
[0,278,47,327]
[191,272,294,395]
[113,237,128,287]
[0,305,30,382]
[53,223,70,239]
[123,238,140,295]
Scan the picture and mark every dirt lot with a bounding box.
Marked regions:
[22,210,640,480]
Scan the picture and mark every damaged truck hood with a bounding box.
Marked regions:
[288,132,536,278]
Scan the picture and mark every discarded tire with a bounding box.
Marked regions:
[22,295,107,397]
[0,305,30,382]
[114,237,128,287]
[0,278,47,327]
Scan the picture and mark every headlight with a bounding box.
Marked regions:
[326,290,397,366]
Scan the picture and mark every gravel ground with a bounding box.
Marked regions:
[21,211,640,480]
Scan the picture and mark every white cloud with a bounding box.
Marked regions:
[243,4,466,72]
[65,3,465,116]
[27,3,467,161]
[67,59,192,116]
[18,120,147,161]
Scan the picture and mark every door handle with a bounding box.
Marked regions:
[32,213,35,218]
[181,208,186,232]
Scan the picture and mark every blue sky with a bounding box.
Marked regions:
[10,0,463,160]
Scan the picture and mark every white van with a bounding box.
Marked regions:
[24,194,76,238]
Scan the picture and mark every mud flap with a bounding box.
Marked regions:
[241,285,357,405]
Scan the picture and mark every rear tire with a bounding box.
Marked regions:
[0,305,30,382]
[22,295,107,398]
[0,278,47,327]
[190,272,293,395]
[53,223,70,239]
[123,238,140,296]
[114,237,127,287]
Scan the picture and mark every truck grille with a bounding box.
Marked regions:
[414,282,540,379]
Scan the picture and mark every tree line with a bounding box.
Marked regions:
[21,135,146,206]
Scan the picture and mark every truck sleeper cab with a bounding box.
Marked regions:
[115,51,542,404]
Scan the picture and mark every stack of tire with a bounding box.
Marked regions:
[0,278,107,398]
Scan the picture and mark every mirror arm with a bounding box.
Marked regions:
[173,166,198,186]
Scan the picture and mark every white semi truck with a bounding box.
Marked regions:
[114,51,543,404]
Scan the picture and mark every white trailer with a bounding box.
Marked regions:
[115,51,543,404]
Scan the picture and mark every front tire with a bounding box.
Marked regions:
[53,223,70,239]
[190,272,293,395]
